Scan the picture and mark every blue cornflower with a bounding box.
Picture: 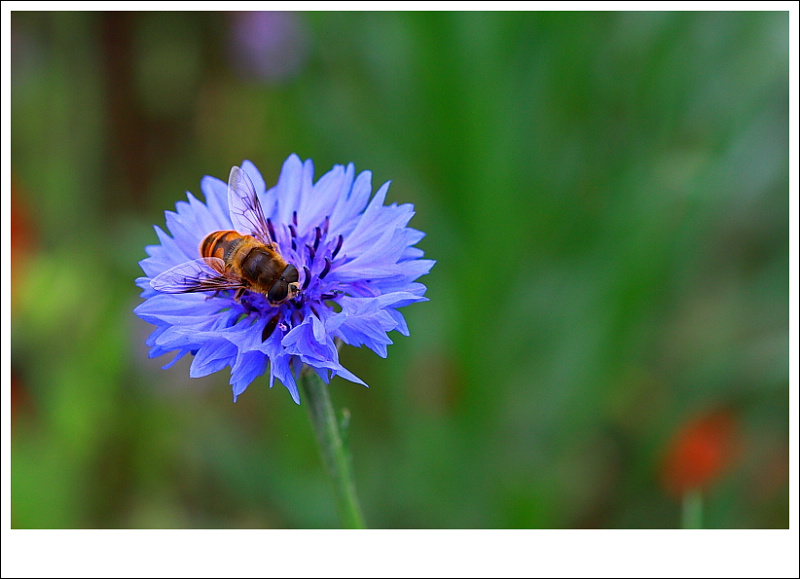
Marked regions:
[135,155,434,403]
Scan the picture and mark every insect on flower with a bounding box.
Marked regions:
[151,166,302,308]
[135,155,434,404]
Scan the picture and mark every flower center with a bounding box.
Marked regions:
[276,214,344,302]
[217,216,347,341]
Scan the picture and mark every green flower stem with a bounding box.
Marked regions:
[300,368,366,529]
[681,488,703,529]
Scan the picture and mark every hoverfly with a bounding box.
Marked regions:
[151,166,301,307]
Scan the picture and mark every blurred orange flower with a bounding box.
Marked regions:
[11,178,36,305]
[660,409,739,497]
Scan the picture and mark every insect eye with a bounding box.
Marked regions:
[268,279,288,304]
[283,264,299,284]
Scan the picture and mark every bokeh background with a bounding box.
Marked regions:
[10,10,790,529]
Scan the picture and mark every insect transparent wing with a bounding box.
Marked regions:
[228,165,274,248]
[150,257,244,294]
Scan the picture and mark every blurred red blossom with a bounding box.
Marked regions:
[11,178,37,308]
[660,409,740,497]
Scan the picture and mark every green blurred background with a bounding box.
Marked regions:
[10,11,789,529]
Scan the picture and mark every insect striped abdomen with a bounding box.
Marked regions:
[200,230,246,263]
